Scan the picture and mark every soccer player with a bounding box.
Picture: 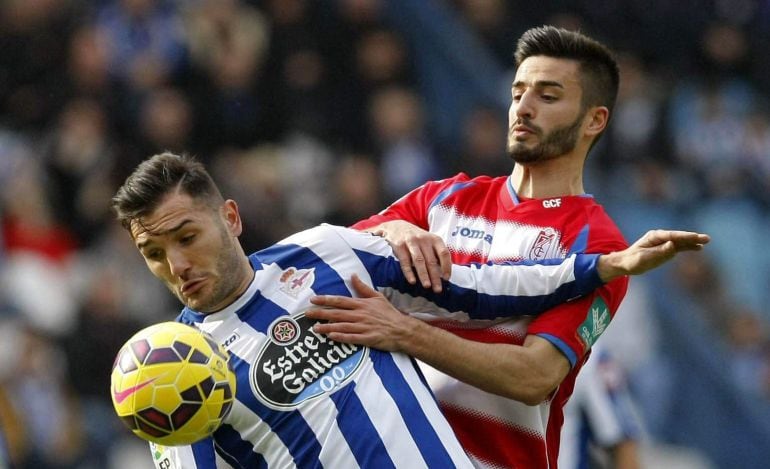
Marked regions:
[111,152,681,468]
[309,26,710,468]
[558,344,643,469]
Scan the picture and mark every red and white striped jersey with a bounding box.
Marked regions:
[353,173,629,469]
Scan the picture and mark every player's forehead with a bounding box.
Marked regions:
[130,192,209,243]
[513,56,581,90]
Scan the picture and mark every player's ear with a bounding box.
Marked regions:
[584,106,609,138]
[222,199,243,237]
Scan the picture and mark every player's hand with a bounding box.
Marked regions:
[599,230,710,282]
[306,275,422,352]
[367,220,451,293]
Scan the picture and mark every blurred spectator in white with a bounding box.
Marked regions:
[666,22,757,200]
[1,159,78,337]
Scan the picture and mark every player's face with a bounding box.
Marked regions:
[507,56,588,164]
[131,191,251,313]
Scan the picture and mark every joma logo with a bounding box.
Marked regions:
[450,225,493,244]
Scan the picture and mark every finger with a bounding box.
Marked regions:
[391,243,417,285]
[350,274,380,298]
[309,294,360,309]
[405,239,433,289]
[312,320,370,335]
[437,245,452,280]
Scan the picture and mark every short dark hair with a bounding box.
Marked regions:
[514,25,620,114]
[112,152,224,230]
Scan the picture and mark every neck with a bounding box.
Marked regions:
[509,154,585,199]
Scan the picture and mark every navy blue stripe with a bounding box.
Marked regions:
[568,224,590,255]
[238,293,291,333]
[507,176,520,205]
[428,181,476,211]
[188,436,217,468]
[255,243,351,296]
[213,425,266,469]
[371,350,456,467]
[226,352,324,467]
[537,333,578,367]
[330,381,396,468]
[354,249,600,319]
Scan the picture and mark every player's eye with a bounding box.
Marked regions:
[180,234,196,245]
[146,249,163,261]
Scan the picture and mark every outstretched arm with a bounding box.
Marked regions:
[369,221,709,288]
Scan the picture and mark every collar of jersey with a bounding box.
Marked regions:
[504,175,594,208]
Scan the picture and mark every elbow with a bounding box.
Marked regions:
[516,385,558,406]
[505,368,565,406]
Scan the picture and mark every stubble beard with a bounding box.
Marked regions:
[506,113,584,164]
[179,223,247,313]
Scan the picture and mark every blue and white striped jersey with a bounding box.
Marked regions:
[148,225,604,469]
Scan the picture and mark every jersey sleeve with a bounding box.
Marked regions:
[326,225,607,320]
[149,438,217,469]
[528,273,628,368]
[351,174,471,230]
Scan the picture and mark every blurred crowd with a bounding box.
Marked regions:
[0,0,769,467]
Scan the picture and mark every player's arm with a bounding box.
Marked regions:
[308,275,571,403]
[369,219,709,294]
[149,438,217,469]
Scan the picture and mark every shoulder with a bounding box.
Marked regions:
[575,198,628,249]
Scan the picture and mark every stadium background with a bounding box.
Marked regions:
[0,0,769,467]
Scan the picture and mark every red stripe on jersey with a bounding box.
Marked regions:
[441,403,548,469]
[428,320,526,344]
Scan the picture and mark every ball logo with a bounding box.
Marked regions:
[253,312,367,410]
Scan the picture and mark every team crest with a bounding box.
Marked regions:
[529,228,558,260]
[279,267,315,298]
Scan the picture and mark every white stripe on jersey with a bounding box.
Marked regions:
[447,257,579,297]
[428,204,568,261]
[351,355,429,469]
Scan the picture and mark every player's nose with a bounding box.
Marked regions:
[167,249,192,277]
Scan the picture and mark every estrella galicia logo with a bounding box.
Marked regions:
[252,312,368,410]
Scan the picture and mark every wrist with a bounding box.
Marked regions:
[597,252,626,283]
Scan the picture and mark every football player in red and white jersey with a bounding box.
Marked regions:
[309,26,709,469]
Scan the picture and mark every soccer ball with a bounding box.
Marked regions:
[110,321,236,446]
